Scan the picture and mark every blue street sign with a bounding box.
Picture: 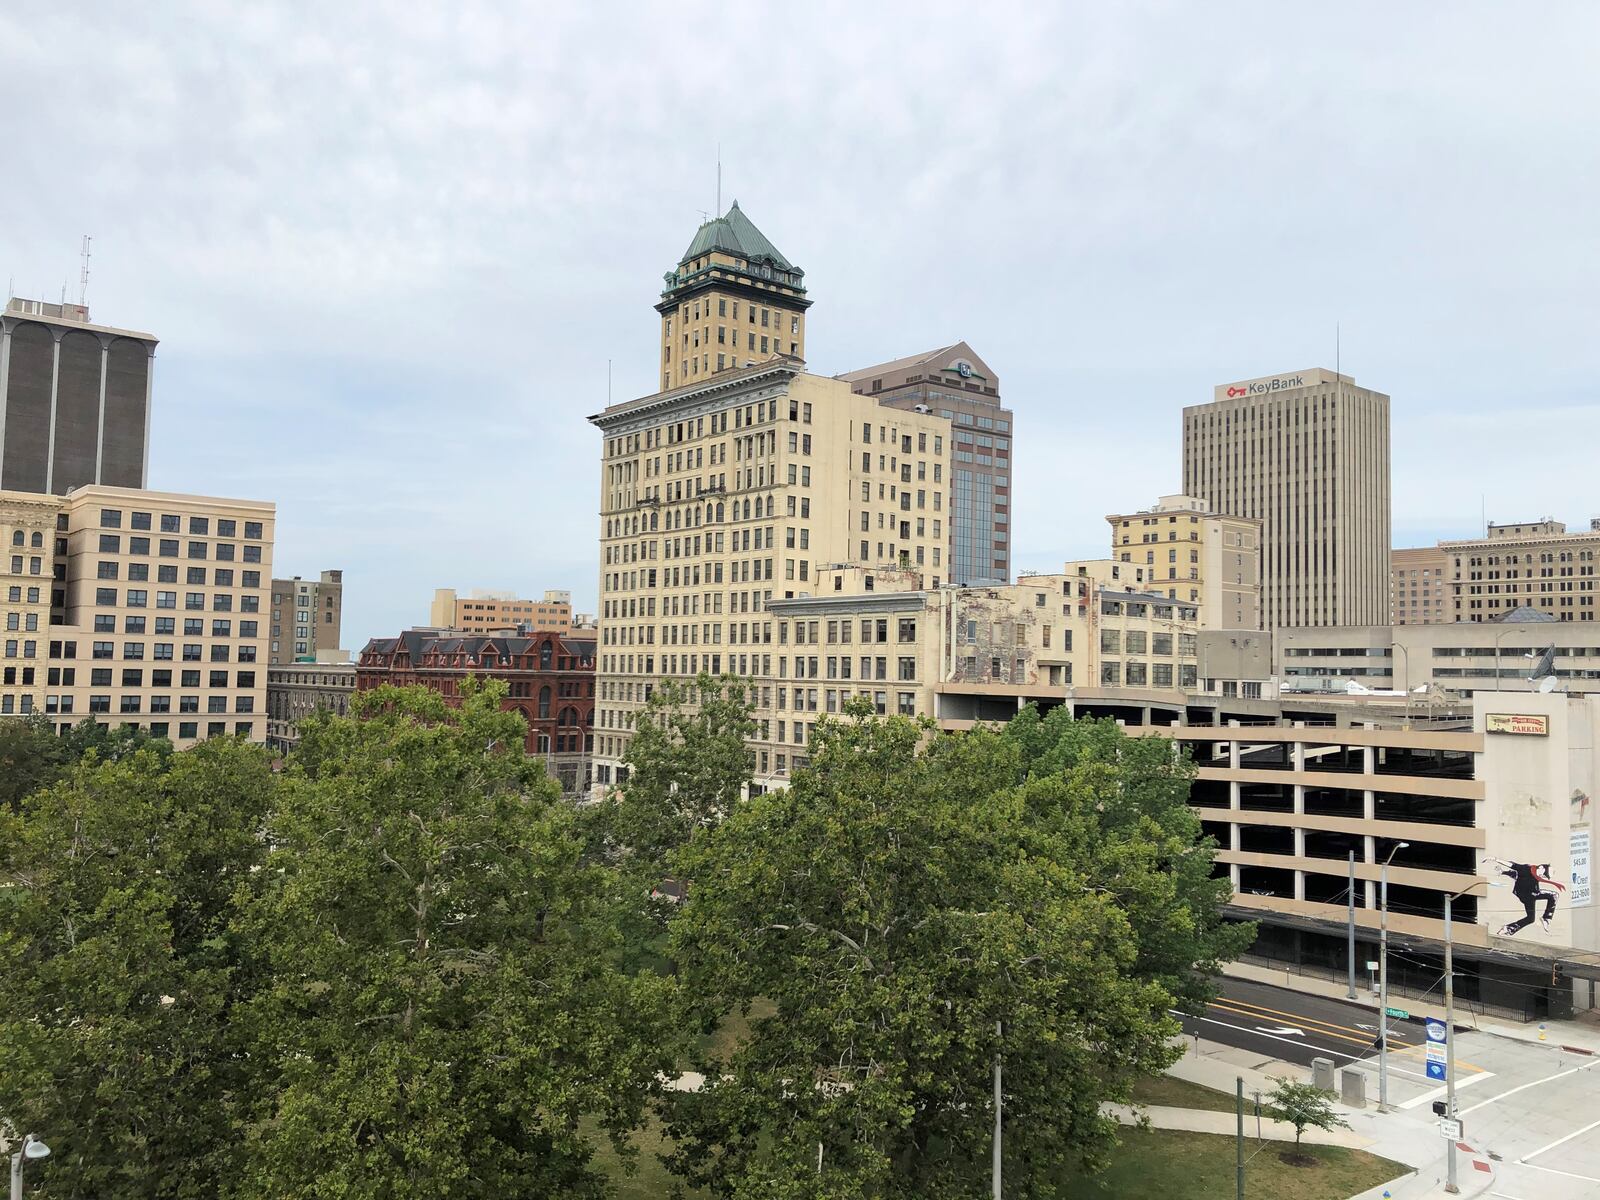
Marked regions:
[1427,1060,1446,1081]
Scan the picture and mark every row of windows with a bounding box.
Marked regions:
[97,562,259,586]
[99,509,264,539]
[95,534,263,563]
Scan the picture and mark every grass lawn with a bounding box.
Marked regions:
[1071,1128,1408,1200]
[592,1118,706,1200]
[1130,1072,1242,1113]
[694,996,777,1062]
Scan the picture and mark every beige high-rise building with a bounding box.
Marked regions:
[590,361,951,787]
[428,587,573,633]
[270,569,343,663]
[38,485,274,746]
[1183,368,1390,631]
[1440,519,1600,623]
[657,201,809,393]
[1107,494,1261,629]
[0,490,64,716]
[1392,545,1451,625]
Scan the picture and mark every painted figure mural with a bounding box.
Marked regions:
[1492,858,1566,937]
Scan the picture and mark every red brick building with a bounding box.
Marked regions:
[356,628,595,793]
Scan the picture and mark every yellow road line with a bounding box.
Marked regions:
[1211,998,1411,1048]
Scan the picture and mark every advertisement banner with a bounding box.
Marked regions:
[1572,828,1592,908]
[1424,1018,1447,1082]
[1487,713,1550,736]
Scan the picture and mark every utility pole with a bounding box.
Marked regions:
[1235,1076,1245,1200]
[1347,850,1358,999]
[992,1020,1003,1199]
[1378,842,1408,1112]
[1445,892,1460,1194]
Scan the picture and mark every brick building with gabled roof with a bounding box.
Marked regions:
[356,627,594,795]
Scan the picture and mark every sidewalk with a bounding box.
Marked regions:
[1225,960,1600,1056]
[1164,1036,1503,1199]
[1107,1102,1369,1149]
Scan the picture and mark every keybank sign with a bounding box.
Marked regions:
[1224,373,1308,398]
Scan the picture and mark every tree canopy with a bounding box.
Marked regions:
[233,680,675,1199]
[659,702,1236,1198]
[0,737,273,1199]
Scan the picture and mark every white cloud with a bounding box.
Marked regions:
[3,2,1598,641]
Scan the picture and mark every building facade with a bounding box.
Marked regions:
[657,201,809,392]
[1391,545,1451,625]
[266,659,355,753]
[41,485,274,746]
[1273,618,1600,696]
[1440,519,1600,623]
[357,629,595,795]
[1,297,156,495]
[270,569,344,663]
[0,490,64,716]
[427,587,572,633]
[590,361,951,786]
[838,343,1014,585]
[1065,688,1598,1020]
[1183,369,1390,630]
[1108,494,1262,629]
[744,561,1199,784]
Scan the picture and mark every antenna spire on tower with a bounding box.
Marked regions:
[716,144,722,214]
[79,235,92,307]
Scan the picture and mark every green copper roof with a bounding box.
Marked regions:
[679,200,797,272]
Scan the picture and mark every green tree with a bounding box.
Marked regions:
[661,706,1191,1198]
[606,672,756,875]
[0,714,172,816]
[235,681,674,1199]
[0,712,68,814]
[1004,706,1254,1012]
[0,737,275,1199]
[60,716,172,767]
[1267,1077,1349,1149]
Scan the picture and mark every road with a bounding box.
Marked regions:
[1177,976,1431,1075]
[1179,977,1600,1198]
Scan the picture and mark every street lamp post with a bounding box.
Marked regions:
[9,1134,50,1200]
[1443,880,1495,1194]
[1378,841,1410,1112]
[1347,849,1358,1000]
[1390,641,1411,722]
[1492,630,1511,693]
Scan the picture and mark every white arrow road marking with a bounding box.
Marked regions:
[1256,1026,1306,1037]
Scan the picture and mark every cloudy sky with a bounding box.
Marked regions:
[5,4,1598,646]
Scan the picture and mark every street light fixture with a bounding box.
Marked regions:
[1378,841,1409,1112]
[9,1134,50,1200]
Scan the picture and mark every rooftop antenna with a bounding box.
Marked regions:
[79,235,91,306]
[716,143,722,214]
[607,358,612,406]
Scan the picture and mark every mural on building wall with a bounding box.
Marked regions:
[1490,782,1575,943]
[1491,858,1567,937]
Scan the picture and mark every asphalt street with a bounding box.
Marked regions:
[1176,976,1436,1077]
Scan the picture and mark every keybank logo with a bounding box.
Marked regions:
[1226,374,1307,398]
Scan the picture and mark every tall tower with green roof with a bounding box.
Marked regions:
[656,200,811,392]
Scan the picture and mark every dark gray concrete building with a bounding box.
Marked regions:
[0,297,156,495]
